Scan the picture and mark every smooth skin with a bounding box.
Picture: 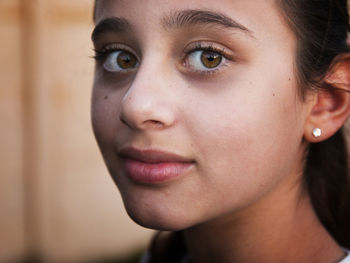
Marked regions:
[91,0,350,262]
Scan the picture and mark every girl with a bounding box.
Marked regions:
[91,0,350,262]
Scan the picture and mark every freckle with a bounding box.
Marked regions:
[104,95,108,100]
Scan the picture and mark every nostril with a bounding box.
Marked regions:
[119,115,163,129]
[147,120,164,128]
[120,115,128,126]
[148,120,162,125]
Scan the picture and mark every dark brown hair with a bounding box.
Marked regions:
[277,0,350,247]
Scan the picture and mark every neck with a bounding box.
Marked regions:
[183,181,344,263]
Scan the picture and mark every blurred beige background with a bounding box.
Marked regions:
[0,1,153,262]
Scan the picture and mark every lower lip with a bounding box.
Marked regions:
[123,159,193,184]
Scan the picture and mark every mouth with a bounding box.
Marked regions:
[118,147,195,184]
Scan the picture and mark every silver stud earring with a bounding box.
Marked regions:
[312,128,322,137]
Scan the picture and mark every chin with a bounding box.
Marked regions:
[125,205,193,231]
[121,194,195,231]
[128,213,183,231]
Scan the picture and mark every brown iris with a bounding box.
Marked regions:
[200,51,222,68]
[117,51,138,69]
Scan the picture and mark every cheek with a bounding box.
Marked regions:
[91,85,129,189]
[91,101,114,148]
[91,80,125,146]
[90,84,129,185]
[184,74,305,213]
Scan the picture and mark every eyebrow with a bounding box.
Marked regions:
[91,17,131,43]
[162,9,252,34]
[91,9,253,43]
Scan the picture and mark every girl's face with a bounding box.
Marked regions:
[92,0,312,230]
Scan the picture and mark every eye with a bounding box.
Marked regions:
[182,43,234,75]
[103,50,138,72]
[187,50,223,70]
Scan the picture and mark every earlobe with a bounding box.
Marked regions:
[303,55,350,143]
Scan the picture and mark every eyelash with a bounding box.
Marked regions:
[93,44,127,61]
[93,42,233,76]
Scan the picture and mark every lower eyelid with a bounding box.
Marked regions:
[181,61,230,79]
[198,62,230,75]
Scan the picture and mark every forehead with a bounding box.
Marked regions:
[93,0,295,56]
[94,0,289,32]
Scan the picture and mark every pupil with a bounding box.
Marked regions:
[201,51,222,68]
[124,57,130,63]
[207,54,215,61]
[118,52,136,69]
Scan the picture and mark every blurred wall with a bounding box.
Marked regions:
[0,1,153,262]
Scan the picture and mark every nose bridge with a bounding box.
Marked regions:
[120,54,175,130]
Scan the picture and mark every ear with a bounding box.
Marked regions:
[304,55,350,142]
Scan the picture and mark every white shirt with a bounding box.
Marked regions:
[339,249,350,263]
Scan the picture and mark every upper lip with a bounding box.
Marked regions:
[118,147,194,164]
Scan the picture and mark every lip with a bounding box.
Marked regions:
[118,147,195,184]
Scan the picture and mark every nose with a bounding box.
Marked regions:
[119,62,176,131]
